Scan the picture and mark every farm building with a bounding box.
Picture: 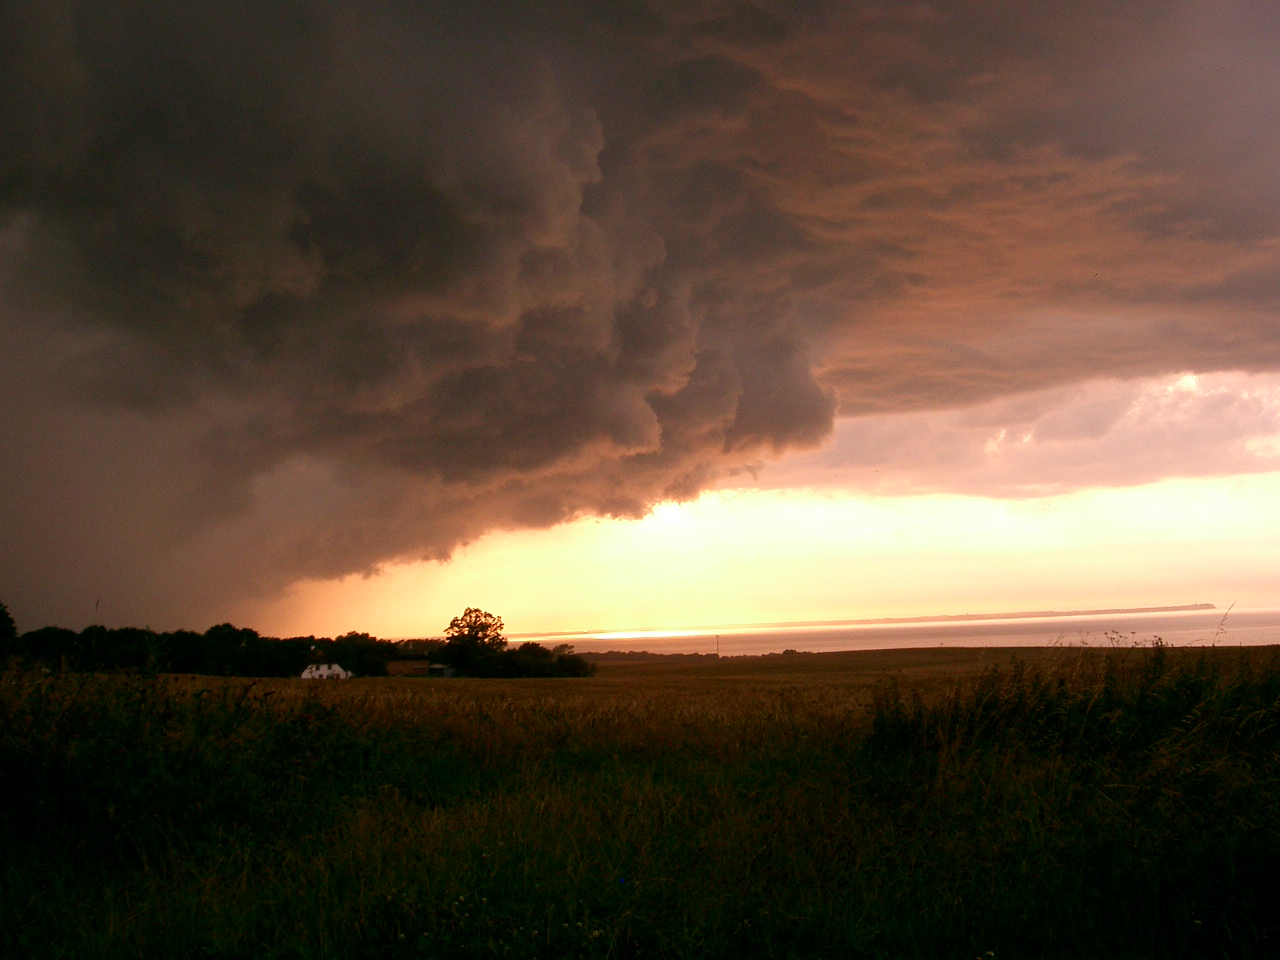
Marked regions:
[300,663,352,679]
[386,661,455,677]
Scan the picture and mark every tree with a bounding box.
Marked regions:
[438,608,507,676]
[0,602,15,660]
[331,631,389,677]
[0,602,15,645]
[445,608,506,650]
[435,610,594,678]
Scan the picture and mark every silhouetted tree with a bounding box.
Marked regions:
[0,602,15,651]
[438,608,507,676]
[16,626,79,668]
[331,631,388,676]
[446,608,506,648]
[78,625,160,671]
[435,610,593,677]
[165,629,207,673]
[552,644,595,677]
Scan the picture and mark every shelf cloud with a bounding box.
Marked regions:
[5,1,1280,627]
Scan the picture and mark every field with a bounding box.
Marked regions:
[4,645,1280,958]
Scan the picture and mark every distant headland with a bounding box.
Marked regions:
[707,603,1219,631]
[509,604,1218,641]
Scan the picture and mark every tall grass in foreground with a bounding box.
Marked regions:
[3,648,1279,959]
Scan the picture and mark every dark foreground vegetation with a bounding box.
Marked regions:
[4,645,1280,958]
[0,605,592,679]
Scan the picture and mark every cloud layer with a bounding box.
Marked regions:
[4,1,1280,627]
[752,372,1280,496]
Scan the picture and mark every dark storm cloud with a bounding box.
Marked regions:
[4,0,1280,628]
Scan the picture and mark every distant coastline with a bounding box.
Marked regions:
[508,603,1217,641]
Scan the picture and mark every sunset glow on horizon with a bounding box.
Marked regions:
[249,466,1280,640]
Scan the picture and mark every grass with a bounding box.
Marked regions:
[3,645,1279,958]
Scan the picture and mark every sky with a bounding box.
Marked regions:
[3,1,1280,637]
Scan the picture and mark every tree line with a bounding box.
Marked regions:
[0,602,592,678]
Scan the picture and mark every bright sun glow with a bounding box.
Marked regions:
[248,471,1280,638]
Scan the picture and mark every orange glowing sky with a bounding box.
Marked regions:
[253,471,1280,639]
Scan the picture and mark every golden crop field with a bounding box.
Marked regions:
[6,644,1280,959]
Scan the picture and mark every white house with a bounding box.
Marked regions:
[300,663,352,679]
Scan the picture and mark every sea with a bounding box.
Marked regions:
[513,606,1280,657]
